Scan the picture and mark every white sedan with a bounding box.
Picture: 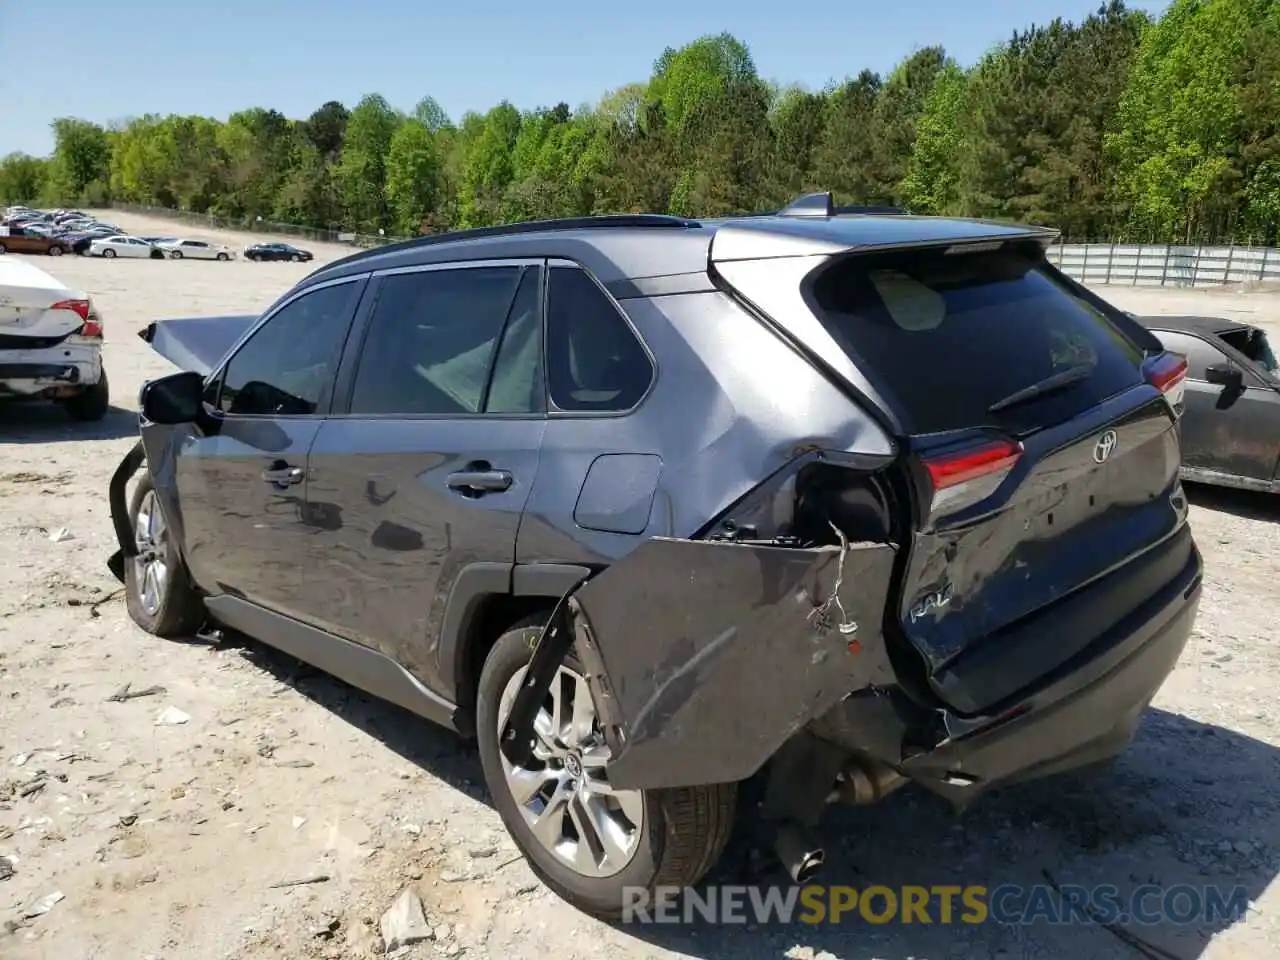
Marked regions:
[89,236,158,259]
[157,238,234,261]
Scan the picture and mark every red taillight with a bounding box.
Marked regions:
[53,299,101,337]
[921,439,1022,519]
[1144,351,1187,412]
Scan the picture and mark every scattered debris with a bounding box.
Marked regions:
[292,816,307,830]
[118,814,138,828]
[274,759,314,769]
[18,778,47,799]
[0,856,14,881]
[154,706,191,726]
[21,890,64,919]
[107,683,167,703]
[310,917,340,940]
[268,873,330,889]
[10,753,28,768]
[48,527,74,543]
[467,846,497,859]
[380,887,435,952]
[88,588,125,618]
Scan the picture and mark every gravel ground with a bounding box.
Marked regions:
[1,211,1278,960]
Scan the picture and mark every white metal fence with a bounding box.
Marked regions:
[1048,243,1280,287]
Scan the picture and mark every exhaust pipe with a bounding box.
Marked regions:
[773,821,825,884]
[829,758,906,807]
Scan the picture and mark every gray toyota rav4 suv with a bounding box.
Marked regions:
[108,192,1202,919]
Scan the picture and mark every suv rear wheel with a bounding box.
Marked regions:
[124,474,206,637]
[476,617,736,919]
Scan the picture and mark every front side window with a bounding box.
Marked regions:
[1220,327,1278,378]
[348,265,525,416]
[216,281,359,417]
[545,266,653,413]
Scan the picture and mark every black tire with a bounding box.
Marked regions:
[216,252,229,261]
[65,369,109,422]
[170,250,182,260]
[0,242,7,254]
[475,617,736,920]
[49,244,65,257]
[123,473,206,637]
[291,254,302,262]
[102,248,116,258]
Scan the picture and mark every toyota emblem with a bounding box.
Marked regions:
[1093,429,1118,464]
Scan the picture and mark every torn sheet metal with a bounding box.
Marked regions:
[139,314,257,375]
[565,535,897,791]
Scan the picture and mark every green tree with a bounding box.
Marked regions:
[45,118,112,203]
[0,153,49,204]
[336,94,402,231]
[385,119,441,234]
[901,63,969,214]
[1108,0,1269,240]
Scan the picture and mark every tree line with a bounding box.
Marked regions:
[2,0,1276,244]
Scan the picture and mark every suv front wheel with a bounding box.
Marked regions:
[476,617,736,919]
[124,474,206,637]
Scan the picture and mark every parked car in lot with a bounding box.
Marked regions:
[106,194,1202,919]
[243,241,315,262]
[157,239,233,261]
[0,225,72,256]
[90,235,165,259]
[1138,314,1279,493]
[0,256,109,419]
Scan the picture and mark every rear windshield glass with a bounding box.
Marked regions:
[808,245,1146,435]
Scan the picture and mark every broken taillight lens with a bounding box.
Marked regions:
[53,299,102,338]
[1143,351,1187,414]
[921,438,1022,519]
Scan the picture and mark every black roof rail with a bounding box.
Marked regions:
[324,213,701,270]
[834,204,907,215]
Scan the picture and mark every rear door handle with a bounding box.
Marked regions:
[446,469,513,493]
[262,465,304,486]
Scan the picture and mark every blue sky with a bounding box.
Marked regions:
[0,0,1171,157]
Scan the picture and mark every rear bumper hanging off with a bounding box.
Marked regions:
[106,441,146,584]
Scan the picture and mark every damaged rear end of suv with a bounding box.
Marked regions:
[106,195,1202,921]
[497,198,1202,909]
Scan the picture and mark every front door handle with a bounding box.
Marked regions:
[446,469,513,493]
[262,464,304,487]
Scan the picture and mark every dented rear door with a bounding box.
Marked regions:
[565,536,897,792]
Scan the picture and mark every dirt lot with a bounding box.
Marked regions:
[2,211,1278,960]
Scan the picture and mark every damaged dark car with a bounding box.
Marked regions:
[107,193,1204,919]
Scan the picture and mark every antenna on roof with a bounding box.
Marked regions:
[777,191,835,218]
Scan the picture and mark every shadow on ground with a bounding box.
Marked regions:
[225,634,1278,960]
[1185,481,1280,524]
[0,401,137,442]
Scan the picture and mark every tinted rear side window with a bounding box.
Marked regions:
[808,247,1145,435]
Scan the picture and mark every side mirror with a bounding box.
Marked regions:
[1204,362,1243,389]
[139,370,205,424]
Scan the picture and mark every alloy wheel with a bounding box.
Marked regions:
[134,490,170,616]
[497,664,644,878]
